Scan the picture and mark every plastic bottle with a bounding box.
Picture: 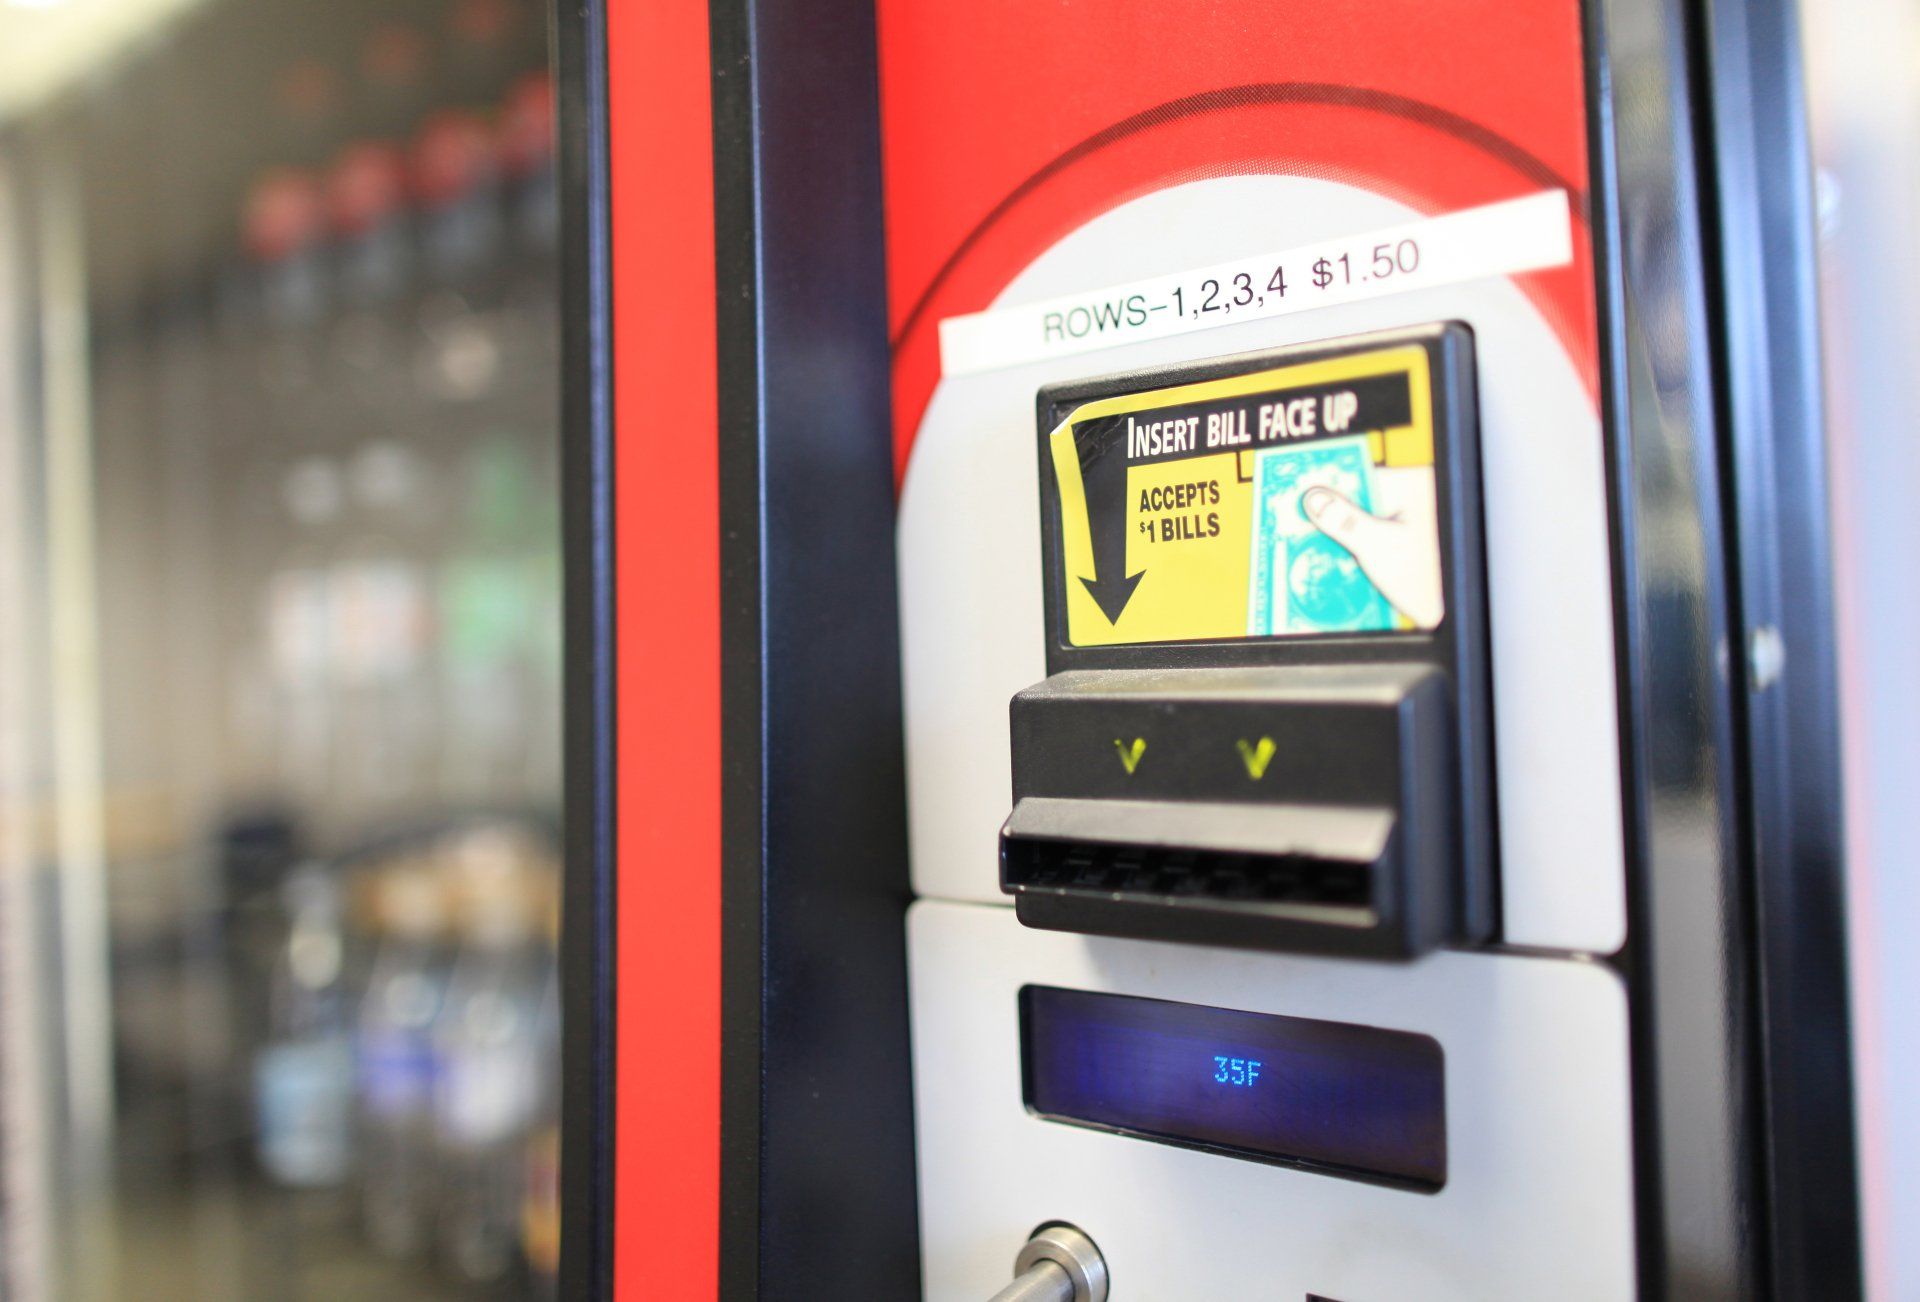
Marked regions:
[433,828,544,1283]
[240,169,340,809]
[520,884,562,1299]
[493,70,565,808]
[254,863,354,1188]
[355,863,449,1257]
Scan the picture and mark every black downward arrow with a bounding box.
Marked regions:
[1076,421,1144,624]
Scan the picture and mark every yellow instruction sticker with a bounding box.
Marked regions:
[1048,344,1442,647]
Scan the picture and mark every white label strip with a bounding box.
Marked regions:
[938,189,1574,378]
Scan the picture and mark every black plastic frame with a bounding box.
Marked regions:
[553,0,615,1296]
[1588,0,1860,1294]
[708,1,923,1297]
[1586,0,1765,1292]
[1695,0,1862,1292]
[1001,667,1458,956]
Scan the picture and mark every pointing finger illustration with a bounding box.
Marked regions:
[1302,485,1392,554]
[1300,484,1445,628]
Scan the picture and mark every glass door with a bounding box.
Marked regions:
[0,1,563,1297]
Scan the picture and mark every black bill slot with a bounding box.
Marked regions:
[1003,665,1458,957]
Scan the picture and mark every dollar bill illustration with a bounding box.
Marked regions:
[1247,435,1396,635]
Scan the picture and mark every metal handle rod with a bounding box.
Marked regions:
[988,1223,1109,1302]
[988,1259,1075,1302]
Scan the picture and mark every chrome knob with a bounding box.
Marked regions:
[987,1223,1108,1302]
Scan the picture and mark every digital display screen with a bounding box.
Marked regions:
[1042,339,1449,648]
[1021,986,1446,1189]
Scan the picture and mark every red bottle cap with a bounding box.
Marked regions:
[497,71,555,179]
[243,168,324,262]
[326,141,407,237]
[409,109,498,210]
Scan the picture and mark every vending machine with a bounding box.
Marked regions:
[557,0,1863,1298]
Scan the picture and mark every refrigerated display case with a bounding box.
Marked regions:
[0,2,564,1297]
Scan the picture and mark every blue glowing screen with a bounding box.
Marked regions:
[1020,985,1446,1188]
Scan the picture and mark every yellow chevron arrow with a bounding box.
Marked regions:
[1236,736,1276,780]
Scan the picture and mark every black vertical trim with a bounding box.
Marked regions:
[710,0,922,1296]
[709,0,766,1295]
[555,0,616,1296]
[1695,0,1863,1294]
[1595,0,1771,1294]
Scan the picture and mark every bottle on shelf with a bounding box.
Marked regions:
[498,70,559,277]
[240,168,342,812]
[520,882,562,1301]
[254,863,354,1189]
[354,861,450,1258]
[322,139,439,827]
[492,68,566,807]
[432,826,546,1284]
